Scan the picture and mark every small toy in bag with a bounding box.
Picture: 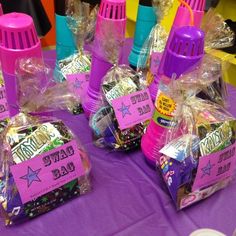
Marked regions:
[0,58,91,225]
[90,65,154,151]
[158,92,236,209]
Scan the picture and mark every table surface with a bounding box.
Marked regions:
[1,48,236,236]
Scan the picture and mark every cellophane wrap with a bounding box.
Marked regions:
[0,68,10,134]
[177,54,228,108]
[157,86,236,209]
[149,54,229,164]
[93,15,126,66]
[89,65,150,151]
[137,0,173,85]
[17,58,83,115]
[202,8,235,51]
[0,58,91,225]
[55,0,98,82]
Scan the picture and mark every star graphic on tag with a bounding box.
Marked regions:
[74,79,84,89]
[20,166,41,187]
[118,102,131,118]
[201,160,215,178]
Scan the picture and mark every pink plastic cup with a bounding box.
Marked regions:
[0,12,42,117]
[83,0,126,117]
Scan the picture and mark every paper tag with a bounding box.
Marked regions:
[160,134,200,162]
[67,72,90,98]
[0,87,9,120]
[112,89,154,130]
[192,143,236,192]
[11,123,62,164]
[152,87,178,128]
[10,140,85,204]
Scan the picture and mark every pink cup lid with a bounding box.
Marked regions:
[99,0,126,20]
[181,0,206,11]
[0,12,39,50]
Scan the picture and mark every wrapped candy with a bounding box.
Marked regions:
[157,80,236,209]
[137,0,173,85]
[55,0,98,82]
[0,58,91,225]
[90,65,153,151]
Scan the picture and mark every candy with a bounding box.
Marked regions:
[0,117,91,225]
[0,57,91,225]
[90,66,149,151]
[158,96,236,210]
[198,121,234,156]
[58,53,91,78]
[102,77,137,105]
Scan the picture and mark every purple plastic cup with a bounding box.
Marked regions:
[142,26,205,166]
[149,73,161,101]
[83,53,113,116]
[0,13,42,117]
[149,0,206,101]
[82,0,126,118]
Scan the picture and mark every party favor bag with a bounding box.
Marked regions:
[158,95,236,209]
[0,58,91,225]
[90,65,154,151]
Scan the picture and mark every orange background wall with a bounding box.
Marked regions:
[41,0,56,48]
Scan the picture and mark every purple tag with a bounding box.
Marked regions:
[112,89,154,130]
[0,87,9,120]
[150,52,162,75]
[67,72,89,98]
[10,140,85,204]
[192,143,236,192]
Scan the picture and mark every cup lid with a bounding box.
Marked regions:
[190,229,226,236]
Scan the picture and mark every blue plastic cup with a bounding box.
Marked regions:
[128,4,157,68]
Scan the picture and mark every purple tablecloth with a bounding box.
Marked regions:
[1,47,236,236]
